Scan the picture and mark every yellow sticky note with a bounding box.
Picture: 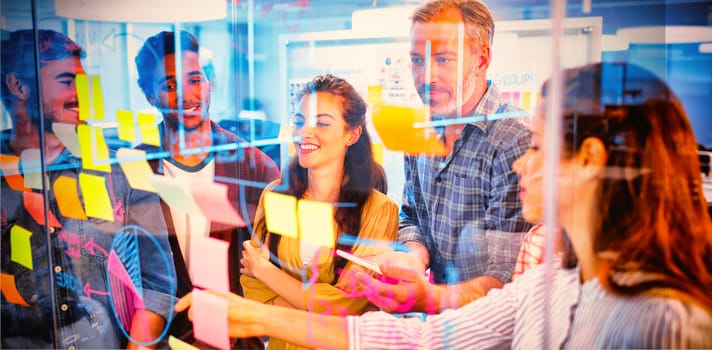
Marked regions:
[54,176,88,220]
[521,92,532,111]
[138,112,160,146]
[79,173,115,221]
[168,336,199,350]
[297,199,335,248]
[91,75,105,120]
[10,225,33,270]
[76,74,90,121]
[263,191,298,238]
[117,148,156,192]
[117,110,136,142]
[149,175,202,215]
[0,154,28,191]
[77,125,111,172]
[372,104,447,156]
[371,143,384,166]
[53,123,82,157]
[367,85,383,104]
[0,273,30,307]
[20,149,46,190]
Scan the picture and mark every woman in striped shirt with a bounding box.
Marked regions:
[176,62,712,349]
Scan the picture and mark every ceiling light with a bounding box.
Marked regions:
[54,0,226,23]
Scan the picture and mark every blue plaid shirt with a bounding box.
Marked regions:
[399,82,532,284]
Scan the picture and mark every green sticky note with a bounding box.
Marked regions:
[10,225,33,270]
[297,199,335,248]
[91,75,105,120]
[263,192,298,238]
[76,74,90,121]
[117,110,136,142]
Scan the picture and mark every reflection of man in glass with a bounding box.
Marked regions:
[135,30,279,347]
[1,30,175,348]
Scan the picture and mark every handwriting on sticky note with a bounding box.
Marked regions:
[263,192,298,238]
[0,154,28,191]
[77,124,111,172]
[190,237,230,292]
[54,176,88,220]
[191,181,245,227]
[10,225,33,270]
[0,273,30,307]
[149,175,202,215]
[372,104,446,156]
[53,123,82,156]
[117,148,156,192]
[192,289,231,350]
[298,199,335,248]
[23,191,62,227]
[79,173,115,221]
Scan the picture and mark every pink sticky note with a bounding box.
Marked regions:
[190,237,230,292]
[191,181,245,227]
[192,289,230,350]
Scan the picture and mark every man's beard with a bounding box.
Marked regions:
[419,68,478,119]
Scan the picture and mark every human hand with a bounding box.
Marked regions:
[175,290,266,338]
[355,263,441,314]
[240,240,270,278]
[370,251,427,275]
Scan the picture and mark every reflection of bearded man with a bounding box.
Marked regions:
[417,64,478,119]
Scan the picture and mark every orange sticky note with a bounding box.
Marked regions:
[77,74,90,121]
[78,173,114,221]
[0,273,30,307]
[117,110,136,142]
[53,176,88,220]
[149,175,202,215]
[138,113,160,146]
[372,143,384,166]
[192,289,230,350]
[77,125,111,172]
[10,225,33,270]
[20,149,46,190]
[367,85,383,104]
[297,199,335,248]
[191,181,245,227]
[23,191,62,228]
[190,237,230,292]
[263,191,298,238]
[372,104,447,156]
[53,123,82,157]
[91,75,105,120]
[117,148,156,192]
[0,154,29,191]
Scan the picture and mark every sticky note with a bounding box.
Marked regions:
[297,199,335,248]
[0,273,30,307]
[0,154,28,191]
[23,191,62,227]
[20,149,45,190]
[79,173,115,221]
[372,104,446,156]
[191,181,245,227]
[117,110,136,142]
[116,148,156,192]
[192,289,230,350]
[149,175,202,215]
[10,225,33,270]
[190,237,230,292]
[277,125,296,157]
[77,125,111,172]
[138,113,160,146]
[521,92,532,111]
[168,336,199,350]
[77,74,90,121]
[372,143,384,166]
[367,85,383,104]
[53,176,88,220]
[91,75,105,120]
[263,192,298,238]
[53,123,82,156]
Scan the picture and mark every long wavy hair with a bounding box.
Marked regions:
[544,62,712,311]
[267,74,385,283]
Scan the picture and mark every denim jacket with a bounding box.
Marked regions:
[1,132,176,349]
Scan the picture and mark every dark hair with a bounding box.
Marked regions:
[267,74,384,283]
[544,62,712,311]
[1,29,84,110]
[411,0,494,48]
[134,30,200,99]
